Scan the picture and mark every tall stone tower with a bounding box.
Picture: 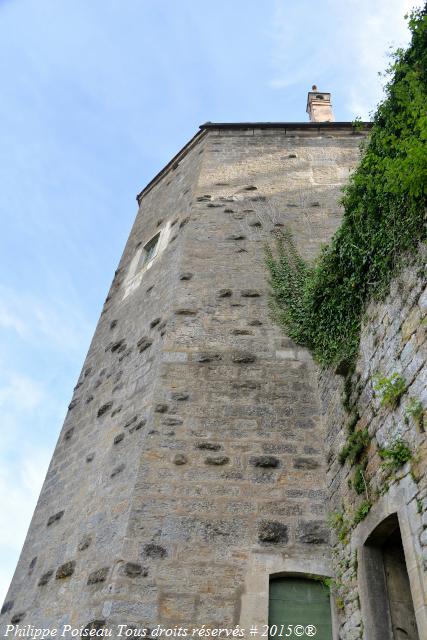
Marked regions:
[1,93,369,637]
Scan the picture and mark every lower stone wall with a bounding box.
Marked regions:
[320,248,427,640]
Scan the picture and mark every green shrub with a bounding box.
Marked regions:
[328,511,350,544]
[379,439,412,470]
[406,397,425,430]
[267,7,427,367]
[373,373,407,408]
[352,465,367,495]
[353,500,371,525]
[339,428,370,465]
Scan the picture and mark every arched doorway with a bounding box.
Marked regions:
[269,576,332,639]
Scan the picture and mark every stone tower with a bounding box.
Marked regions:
[1,94,370,636]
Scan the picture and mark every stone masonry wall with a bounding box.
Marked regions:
[1,124,366,636]
[0,132,205,631]
[320,247,427,640]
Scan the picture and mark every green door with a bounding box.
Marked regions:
[269,577,332,639]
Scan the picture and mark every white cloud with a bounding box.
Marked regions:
[0,374,45,412]
[270,0,419,118]
[0,309,27,338]
[0,286,92,355]
[0,447,50,602]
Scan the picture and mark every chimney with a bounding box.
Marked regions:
[306,85,335,122]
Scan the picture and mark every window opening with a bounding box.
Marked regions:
[143,233,160,265]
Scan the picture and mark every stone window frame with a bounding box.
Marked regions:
[353,476,427,640]
[239,554,338,639]
[123,222,172,299]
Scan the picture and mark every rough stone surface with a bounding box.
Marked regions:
[46,510,64,526]
[258,521,289,544]
[77,535,92,551]
[1,124,368,631]
[249,455,280,468]
[122,562,146,578]
[87,567,109,585]
[320,251,427,639]
[37,571,53,587]
[173,453,188,465]
[55,561,76,579]
[204,456,230,466]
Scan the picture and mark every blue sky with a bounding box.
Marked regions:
[0,0,418,602]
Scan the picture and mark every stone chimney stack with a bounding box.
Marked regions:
[306,85,335,122]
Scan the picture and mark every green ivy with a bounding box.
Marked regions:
[267,6,427,367]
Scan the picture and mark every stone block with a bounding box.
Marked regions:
[231,351,256,364]
[55,561,76,579]
[241,289,261,297]
[78,534,92,551]
[47,510,64,526]
[87,567,109,585]
[249,455,280,468]
[38,570,53,586]
[123,562,148,577]
[205,456,229,465]
[1,601,13,615]
[10,613,25,624]
[143,544,168,559]
[111,463,125,478]
[293,457,320,469]
[196,442,222,451]
[297,521,329,544]
[97,402,113,418]
[258,520,289,544]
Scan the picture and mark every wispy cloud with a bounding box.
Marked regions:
[269,0,418,118]
[0,447,50,601]
[0,365,63,602]
[0,286,92,605]
[0,0,421,608]
[0,309,27,338]
[0,374,45,412]
[0,286,92,355]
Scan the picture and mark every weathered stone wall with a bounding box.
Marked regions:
[0,132,205,631]
[1,124,366,636]
[320,248,427,639]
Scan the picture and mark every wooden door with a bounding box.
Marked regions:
[269,577,332,639]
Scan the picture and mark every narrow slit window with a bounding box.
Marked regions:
[143,233,160,265]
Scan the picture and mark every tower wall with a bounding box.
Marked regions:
[1,125,366,634]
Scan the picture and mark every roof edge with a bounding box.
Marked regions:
[200,121,372,130]
[136,121,372,203]
[136,128,207,204]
